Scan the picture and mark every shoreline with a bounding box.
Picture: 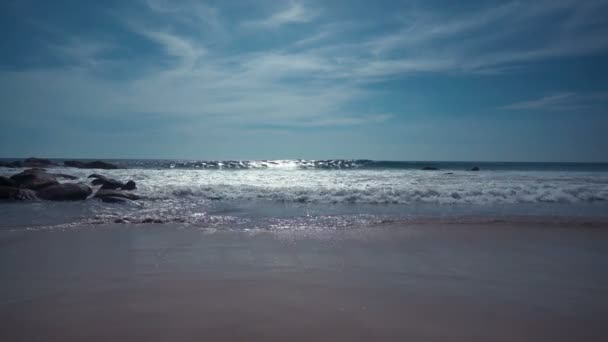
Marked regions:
[1,222,607,341]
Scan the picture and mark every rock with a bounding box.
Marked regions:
[51,173,79,180]
[0,160,23,168]
[0,176,15,187]
[88,174,136,190]
[64,161,85,168]
[65,160,119,169]
[122,180,137,190]
[142,218,163,224]
[90,176,124,190]
[37,183,92,201]
[102,196,130,204]
[422,166,439,170]
[10,169,59,190]
[22,157,56,168]
[470,166,480,171]
[0,186,38,200]
[443,172,454,175]
[95,189,140,200]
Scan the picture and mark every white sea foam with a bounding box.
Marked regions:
[68,168,607,205]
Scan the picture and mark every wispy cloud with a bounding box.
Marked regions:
[502,92,608,111]
[2,0,608,133]
[242,2,319,29]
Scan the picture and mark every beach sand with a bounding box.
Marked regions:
[1,223,607,341]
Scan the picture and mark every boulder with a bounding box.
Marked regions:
[0,161,22,168]
[0,186,38,200]
[23,157,56,168]
[470,166,480,171]
[37,183,92,201]
[101,196,130,204]
[10,169,59,190]
[64,160,85,168]
[421,166,439,171]
[0,176,15,187]
[88,174,124,189]
[51,173,79,180]
[95,189,140,200]
[122,180,137,190]
[65,160,119,169]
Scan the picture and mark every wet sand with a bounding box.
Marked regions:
[1,223,607,341]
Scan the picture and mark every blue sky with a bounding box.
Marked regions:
[1,0,607,161]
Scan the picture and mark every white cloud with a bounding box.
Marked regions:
[3,0,608,134]
[502,92,608,111]
[243,2,319,29]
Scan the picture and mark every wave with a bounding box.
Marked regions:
[138,183,608,205]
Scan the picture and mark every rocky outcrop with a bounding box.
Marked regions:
[64,160,119,169]
[470,166,480,171]
[122,180,137,190]
[10,169,60,190]
[1,169,139,203]
[94,189,140,201]
[0,186,38,200]
[22,157,56,168]
[422,166,439,170]
[36,183,92,201]
[37,183,92,201]
[101,196,131,204]
[52,173,79,180]
[0,176,15,187]
[89,174,123,189]
[88,174,136,190]
[0,160,23,168]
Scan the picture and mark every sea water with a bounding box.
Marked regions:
[1,160,608,230]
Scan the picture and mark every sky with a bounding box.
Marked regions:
[1,0,607,162]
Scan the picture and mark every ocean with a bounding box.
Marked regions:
[1,159,608,230]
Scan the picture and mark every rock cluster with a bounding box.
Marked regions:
[0,168,138,203]
[1,157,120,169]
[64,160,119,169]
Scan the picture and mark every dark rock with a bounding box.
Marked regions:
[51,173,79,180]
[0,160,23,168]
[102,196,130,204]
[122,180,137,190]
[37,183,92,201]
[443,172,454,175]
[0,176,15,187]
[421,166,439,170]
[87,173,105,179]
[64,160,85,168]
[470,166,480,171]
[10,169,59,190]
[142,218,163,224]
[22,157,56,168]
[0,186,38,200]
[65,160,119,169]
[95,189,140,200]
[91,176,124,190]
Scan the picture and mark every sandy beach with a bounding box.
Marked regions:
[1,223,606,341]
